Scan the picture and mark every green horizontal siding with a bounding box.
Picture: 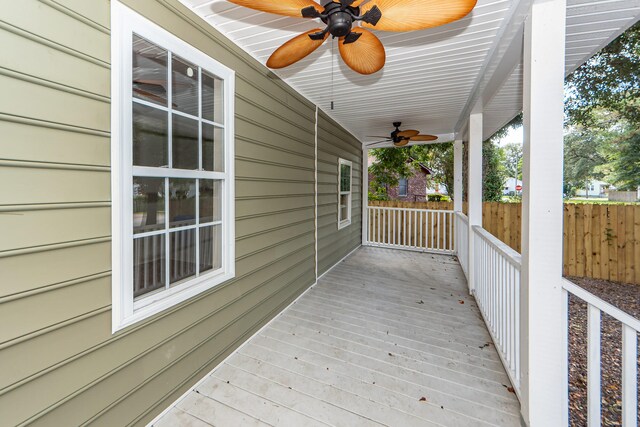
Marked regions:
[0,0,362,425]
[317,111,363,275]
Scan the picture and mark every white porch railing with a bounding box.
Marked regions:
[365,207,640,423]
[366,206,455,254]
[473,225,522,396]
[562,279,639,427]
[454,212,469,278]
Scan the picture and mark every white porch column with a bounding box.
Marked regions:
[362,147,369,245]
[453,139,463,212]
[520,0,566,425]
[467,113,483,294]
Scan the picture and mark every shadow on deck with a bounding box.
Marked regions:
[154,247,521,427]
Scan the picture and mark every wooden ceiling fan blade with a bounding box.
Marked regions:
[410,134,439,141]
[338,28,386,75]
[366,140,392,146]
[228,0,322,18]
[394,139,410,147]
[361,0,477,32]
[397,129,419,138]
[266,29,328,69]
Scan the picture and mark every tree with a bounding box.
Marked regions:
[563,127,608,197]
[608,129,640,190]
[503,143,522,180]
[482,140,507,202]
[368,146,412,199]
[565,22,640,128]
[411,143,454,196]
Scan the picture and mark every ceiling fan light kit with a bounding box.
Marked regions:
[227,0,477,75]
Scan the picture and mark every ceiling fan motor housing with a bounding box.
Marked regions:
[322,2,359,38]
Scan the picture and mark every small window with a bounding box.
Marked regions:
[398,178,408,197]
[338,159,352,229]
[111,3,235,332]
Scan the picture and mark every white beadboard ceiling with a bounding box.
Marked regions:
[179,0,640,144]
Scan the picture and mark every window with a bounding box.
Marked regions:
[111,2,235,332]
[398,178,408,196]
[338,159,352,229]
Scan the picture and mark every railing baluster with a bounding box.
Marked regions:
[419,211,423,248]
[403,210,407,247]
[587,305,602,427]
[622,325,638,427]
[430,211,434,249]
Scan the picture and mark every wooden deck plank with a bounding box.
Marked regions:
[279,308,509,380]
[212,365,384,427]
[176,393,269,427]
[153,407,213,427]
[196,376,329,427]
[244,336,519,426]
[153,247,521,427]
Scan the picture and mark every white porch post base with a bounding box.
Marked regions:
[520,0,567,425]
[467,113,483,294]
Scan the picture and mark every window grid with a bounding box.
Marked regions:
[338,158,352,229]
[131,36,224,297]
[399,178,408,196]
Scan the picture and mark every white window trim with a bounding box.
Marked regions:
[111,1,235,333]
[338,158,352,229]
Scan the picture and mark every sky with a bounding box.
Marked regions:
[497,125,523,147]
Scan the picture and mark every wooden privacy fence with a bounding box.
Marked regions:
[369,200,640,285]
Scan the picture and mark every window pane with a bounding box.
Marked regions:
[133,234,166,298]
[172,114,198,170]
[199,180,222,224]
[133,35,168,107]
[133,103,168,167]
[340,164,351,192]
[169,179,196,228]
[202,123,224,172]
[202,71,224,123]
[200,225,222,274]
[169,229,196,284]
[172,55,199,116]
[340,194,349,222]
[133,177,165,234]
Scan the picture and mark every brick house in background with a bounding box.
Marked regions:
[368,156,433,201]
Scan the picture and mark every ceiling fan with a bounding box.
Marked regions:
[227,0,478,75]
[365,122,438,147]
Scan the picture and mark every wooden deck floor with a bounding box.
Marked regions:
[153,247,521,427]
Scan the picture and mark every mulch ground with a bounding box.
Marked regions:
[567,276,640,426]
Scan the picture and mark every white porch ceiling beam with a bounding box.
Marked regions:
[454,0,533,136]
[519,0,566,424]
